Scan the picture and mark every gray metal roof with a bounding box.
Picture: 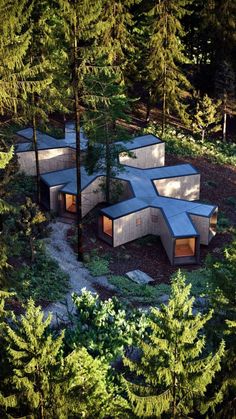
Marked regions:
[16,123,161,153]
[17,122,216,239]
[41,162,216,238]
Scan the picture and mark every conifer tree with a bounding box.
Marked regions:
[0,0,33,115]
[124,271,224,418]
[215,60,236,142]
[5,299,130,418]
[58,0,103,261]
[6,299,64,418]
[191,93,221,141]
[0,148,14,285]
[99,0,136,69]
[146,0,192,134]
[83,69,131,203]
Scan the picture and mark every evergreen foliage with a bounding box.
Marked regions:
[5,298,130,418]
[146,0,192,132]
[84,69,131,202]
[191,93,221,141]
[124,271,224,418]
[16,197,47,262]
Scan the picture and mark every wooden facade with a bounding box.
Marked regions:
[119,143,165,168]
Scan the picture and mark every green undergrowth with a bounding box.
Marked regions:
[145,123,236,166]
[9,241,69,302]
[85,253,110,276]
[109,275,170,305]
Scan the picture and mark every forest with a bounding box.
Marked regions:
[0,0,236,418]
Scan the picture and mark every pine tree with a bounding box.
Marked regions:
[5,298,130,418]
[0,148,14,285]
[16,197,47,262]
[21,0,60,203]
[99,0,136,69]
[215,60,236,142]
[83,69,131,203]
[0,0,33,115]
[6,299,64,418]
[146,0,192,134]
[191,93,221,141]
[124,271,224,418]
[0,292,16,415]
[58,0,103,261]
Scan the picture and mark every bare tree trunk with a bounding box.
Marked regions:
[145,89,152,123]
[73,17,83,262]
[223,111,227,142]
[202,129,205,142]
[32,105,40,204]
[161,13,168,138]
[105,122,111,203]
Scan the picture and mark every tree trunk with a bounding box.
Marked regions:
[162,89,166,137]
[105,122,111,203]
[73,17,83,262]
[202,129,205,142]
[161,15,168,138]
[223,111,227,142]
[145,89,152,124]
[30,236,35,262]
[32,106,40,204]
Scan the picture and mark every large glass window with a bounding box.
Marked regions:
[175,238,196,257]
[210,212,217,234]
[65,194,76,213]
[103,216,113,237]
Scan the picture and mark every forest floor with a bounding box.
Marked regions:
[67,153,236,287]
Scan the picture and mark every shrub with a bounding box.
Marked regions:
[145,123,236,166]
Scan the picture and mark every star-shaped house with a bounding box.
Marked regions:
[16,123,217,266]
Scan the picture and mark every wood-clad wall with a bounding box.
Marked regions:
[17,148,76,175]
[189,214,211,245]
[153,174,200,201]
[119,143,165,169]
[112,207,173,263]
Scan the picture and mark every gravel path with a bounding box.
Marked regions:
[44,222,97,324]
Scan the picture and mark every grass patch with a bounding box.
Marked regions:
[145,123,236,166]
[109,275,170,304]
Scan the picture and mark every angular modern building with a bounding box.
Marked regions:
[16,124,217,265]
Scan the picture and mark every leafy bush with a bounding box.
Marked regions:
[145,123,236,166]
[109,275,170,304]
[217,213,231,233]
[9,241,69,302]
[67,289,146,362]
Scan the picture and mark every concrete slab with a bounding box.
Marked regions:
[126,270,154,285]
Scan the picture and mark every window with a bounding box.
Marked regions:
[175,238,196,257]
[103,216,113,237]
[65,194,76,213]
[210,212,217,234]
[151,214,159,223]
[136,217,142,226]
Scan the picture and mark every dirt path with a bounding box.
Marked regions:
[43,222,98,324]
